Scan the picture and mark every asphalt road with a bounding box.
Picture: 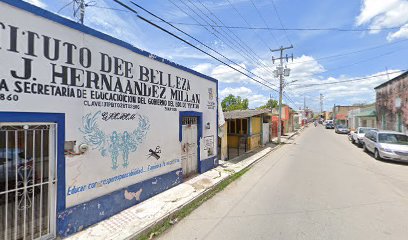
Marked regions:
[158,125,408,240]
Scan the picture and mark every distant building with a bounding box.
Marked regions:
[332,105,361,125]
[271,105,295,136]
[323,111,332,120]
[375,71,408,133]
[224,109,272,158]
[347,104,376,130]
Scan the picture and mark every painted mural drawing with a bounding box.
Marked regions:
[147,146,161,160]
[80,111,150,169]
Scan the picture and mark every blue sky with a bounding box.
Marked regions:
[26,0,408,111]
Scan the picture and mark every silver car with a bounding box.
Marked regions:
[335,124,350,134]
[351,127,377,146]
[362,130,408,161]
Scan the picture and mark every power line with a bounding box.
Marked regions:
[189,0,277,76]
[225,0,274,51]
[248,0,279,46]
[288,49,400,80]
[58,0,96,24]
[129,1,276,87]
[291,69,406,88]
[283,92,301,109]
[287,38,408,66]
[85,5,128,12]
[195,0,278,76]
[58,0,74,13]
[270,0,292,45]
[84,4,408,67]
[194,0,276,73]
[142,21,408,32]
[179,0,273,75]
[113,0,279,92]
[169,0,277,78]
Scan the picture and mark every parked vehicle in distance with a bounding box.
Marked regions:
[362,130,408,162]
[324,120,333,125]
[0,148,33,188]
[325,123,334,129]
[335,124,350,134]
[351,127,377,146]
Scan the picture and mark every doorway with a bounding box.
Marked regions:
[181,117,198,177]
[0,123,57,240]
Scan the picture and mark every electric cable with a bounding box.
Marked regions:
[290,69,406,88]
[225,0,274,52]
[113,0,279,92]
[173,0,277,77]
[248,0,279,46]
[270,0,292,45]
[129,1,276,87]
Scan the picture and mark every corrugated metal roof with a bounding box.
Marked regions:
[223,109,273,119]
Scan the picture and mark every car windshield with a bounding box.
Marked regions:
[359,128,375,134]
[378,133,408,145]
[337,125,346,128]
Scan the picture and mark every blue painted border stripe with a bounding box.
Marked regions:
[57,168,183,237]
[0,0,218,84]
[200,156,217,173]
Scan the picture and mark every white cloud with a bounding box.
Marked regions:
[191,62,255,84]
[192,63,213,75]
[387,23,408,41]
[356,0,408,41]
[287,55,325,79]
[286,69,403,108]
[211,63,249,83]
[247,94,269,108]
[219,86,252,97]
[219,86,269,108]
[25,0,46,8]
[355,0,399,25]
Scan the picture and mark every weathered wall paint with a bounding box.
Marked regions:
[375,72,408,133]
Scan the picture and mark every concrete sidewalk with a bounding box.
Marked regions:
[66,130,302,240]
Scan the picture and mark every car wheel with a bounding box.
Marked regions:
[374,149,381,160]
[363,143,368,152]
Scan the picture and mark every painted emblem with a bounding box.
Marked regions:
[79,111,150,170]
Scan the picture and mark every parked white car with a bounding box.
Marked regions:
[362,130,408,161]
[351,127,377,146]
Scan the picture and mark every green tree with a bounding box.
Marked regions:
[221,94,249,111]
[258,99,278,110]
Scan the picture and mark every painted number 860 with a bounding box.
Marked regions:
[0,94,19,101]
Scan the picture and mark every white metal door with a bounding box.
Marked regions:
[0,123,57,240]
[262,123,270,144]
[181,117,198,177]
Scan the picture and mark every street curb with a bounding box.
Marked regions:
[130,130,301,239]
[130,147,284,240]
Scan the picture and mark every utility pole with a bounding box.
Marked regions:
[271,45,293,144]
[385,67,390,81]
[304,96,306,110]
[79,0,85,25]
[320,93,324,115]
